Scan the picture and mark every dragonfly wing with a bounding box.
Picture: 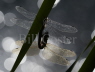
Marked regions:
[27,41,40,56]
[12,47,21,54]
[47,19,78,33]
[13,40,24,54]
[16,6,36,20]
[42,47,70,66]
[15,40,38,48]
[15,40,24,47]
[44,26,71,44]
[46,43,76,57]
[15,6,78,33]
[12,40,40,56]
[10,18,33,30]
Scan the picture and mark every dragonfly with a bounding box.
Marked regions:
[12,40,76,66]
[10,6,78,44]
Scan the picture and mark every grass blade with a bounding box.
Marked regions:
[10,0,56,72]
[78,45,95,72]
[66,36,95,72]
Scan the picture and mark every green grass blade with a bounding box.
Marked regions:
[10,0,56,72]
[66,36,95,72]
[78,45,95,72]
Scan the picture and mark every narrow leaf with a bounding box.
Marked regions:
[78,45,95,72]
[66,36,95,72]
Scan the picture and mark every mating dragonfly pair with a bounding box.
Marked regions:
[11,6,77,66]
